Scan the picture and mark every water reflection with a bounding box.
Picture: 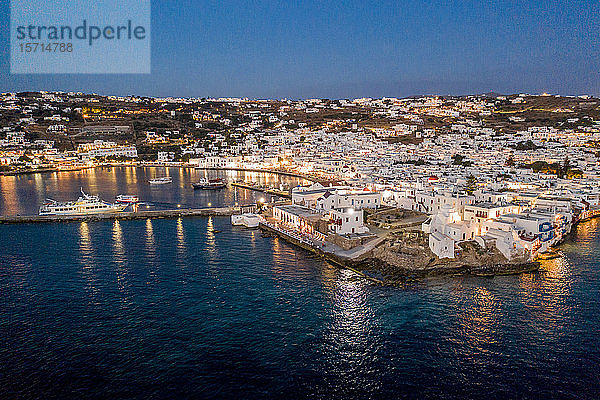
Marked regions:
[0,177,20,215]
[453,286,500,349]
[33,173,44,206]
[514,255,573,341]
[112,220,128,293]
[78,222,99,300]
[145,218,158,282]
[0,167,310,216]
[206,216,217,257]
[176,217,187,263]
[569,217,600,257]
[321,269,380,390]
[79,222,92,261]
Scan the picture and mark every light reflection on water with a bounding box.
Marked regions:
[0,210,599,398]
[0,166,310,216]
[175,217,186,263]
[78,221,99,300]
[145,218,158,283]
[112,220,128,293]
[206,216,217,256]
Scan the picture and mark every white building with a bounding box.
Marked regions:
[157,152,176,162]
[328,208,369,235]
[77,140,137,159]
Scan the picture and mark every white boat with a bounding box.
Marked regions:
[39,189,127,216]
[231,213,261,228]
[192,178,226,190]
[149,177,173,185]
[116,194,139,204]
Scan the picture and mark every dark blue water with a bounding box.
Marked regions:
[1,215,599,399]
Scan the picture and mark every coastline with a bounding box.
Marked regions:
[0,163,321,183]
[258,219,539,284]
[2,163,597,284]
[259,211,600,285]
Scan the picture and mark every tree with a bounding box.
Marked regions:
[452,154,465,165]
[506,155,515,167]
[465,175,477,195]
[18,155,32,163]
[561,156,571,178]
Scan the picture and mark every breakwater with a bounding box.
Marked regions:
[195,167,319,182]
[231,182,291,198]
[0,207,239,224]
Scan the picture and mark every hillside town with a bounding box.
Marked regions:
[1,91,600,272]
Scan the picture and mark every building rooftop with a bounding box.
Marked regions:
[275,204,322,219]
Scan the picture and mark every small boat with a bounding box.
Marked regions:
[149,177,173,185]
[115,194,139,204]
[192,178,226,190]
[39,188,127,216]
[231,213,261,228]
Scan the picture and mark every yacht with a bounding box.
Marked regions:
[149,176,173,185]
[115,194,139,204]
[192,178,226,190]
[231,213,261,228]
[39,189,127,216]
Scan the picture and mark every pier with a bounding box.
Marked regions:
[231,182,291,198]
[195,167,320,182]
[0,207,239,224]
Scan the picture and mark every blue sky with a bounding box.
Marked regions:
[1,0,599,98]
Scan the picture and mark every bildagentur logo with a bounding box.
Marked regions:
[15,20,148,46]
[10,0,151,74]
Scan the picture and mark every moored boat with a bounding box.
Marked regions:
[116,194,140,204]
[39,189,127,216]
[231,213,261,228]
[192,178,226,190]
[149,177,173,185]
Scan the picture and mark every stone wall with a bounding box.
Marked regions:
[326,233,376,250]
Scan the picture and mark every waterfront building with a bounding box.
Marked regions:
[327,208,369,235]
[77,140,138,159]
[272,204,324,235]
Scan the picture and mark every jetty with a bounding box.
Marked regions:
[195,166,319,182]
[231,182,291,198]
[0,207,239,224]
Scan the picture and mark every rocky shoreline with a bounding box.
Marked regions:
[344,214,600,283]
[338,230,541,283]
[351,257,540,283]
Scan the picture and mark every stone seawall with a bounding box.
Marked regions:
[0,207,238,224]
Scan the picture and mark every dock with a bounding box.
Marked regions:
[0,207,239,224]
[195,167,319,182]
[231,182,292,198]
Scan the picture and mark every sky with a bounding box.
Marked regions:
[1,0,599,99]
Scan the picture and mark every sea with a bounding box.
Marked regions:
[0,167,598,399]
